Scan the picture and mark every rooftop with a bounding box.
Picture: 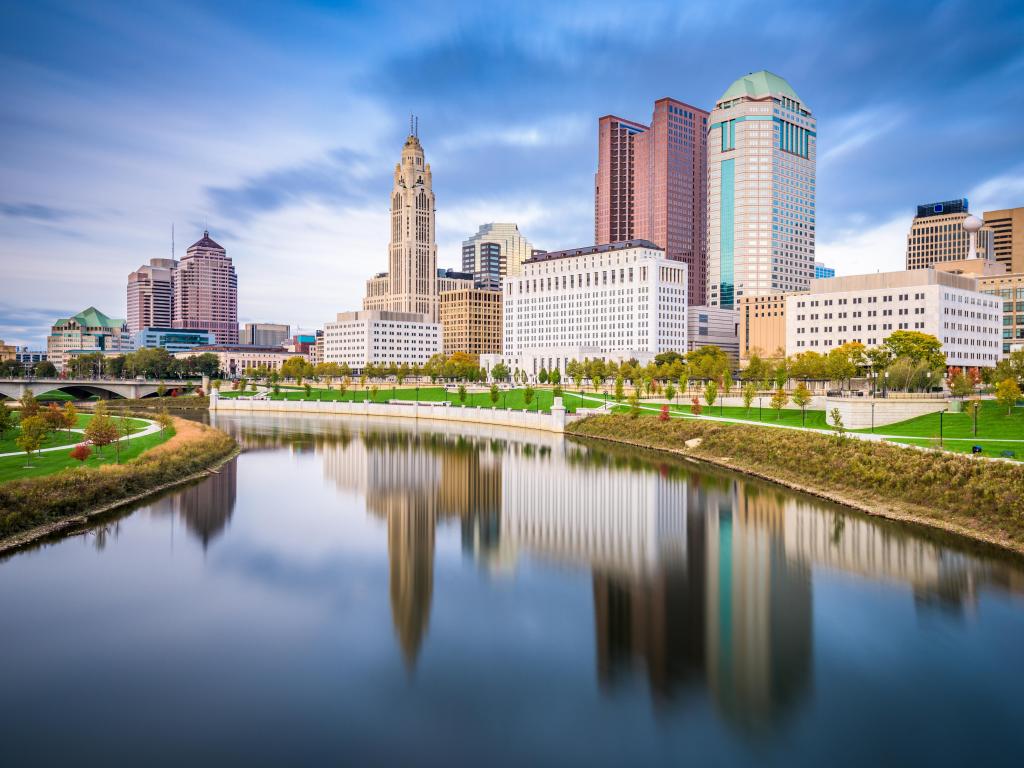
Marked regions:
[54,306,124,329]
[719,70,803,105]
[186,230,226,252]
[524,240,663,264]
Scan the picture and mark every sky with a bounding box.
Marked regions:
[1,0,1023,348]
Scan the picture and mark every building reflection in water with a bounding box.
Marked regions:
[228,414,1024,728]
[150,457,238,550]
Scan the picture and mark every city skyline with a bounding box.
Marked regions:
[2,0,1023,347]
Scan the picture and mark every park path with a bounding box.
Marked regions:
[0,418,161,458]
[567,392,1024,446]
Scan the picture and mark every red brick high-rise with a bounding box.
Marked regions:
[595,99,709,301]
[173,230,239,344]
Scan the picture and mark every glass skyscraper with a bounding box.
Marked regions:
[706,71,816,309]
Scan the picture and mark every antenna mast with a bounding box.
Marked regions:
[171,222,175,260]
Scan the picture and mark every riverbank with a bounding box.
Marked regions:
[567,414,1024,556]
[0,417,238,554]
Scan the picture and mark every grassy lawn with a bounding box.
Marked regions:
[599,398,830,429]
[0,413,148,454]
[216,386,603,413]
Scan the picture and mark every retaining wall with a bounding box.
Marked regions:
[825,397,948,430]
[210,391,579,434]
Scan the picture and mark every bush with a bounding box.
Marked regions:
[69,443,91,463]
[0,423,236,538]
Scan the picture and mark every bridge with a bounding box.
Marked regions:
[0,378,200,401]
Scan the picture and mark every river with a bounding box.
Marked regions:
[1,412,1023,766]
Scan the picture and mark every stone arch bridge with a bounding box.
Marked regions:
[0,378,199,401]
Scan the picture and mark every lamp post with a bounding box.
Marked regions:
[884,370,889,399]
[940,408,946,448]
[871,401,875,433]
[759,396,763,422]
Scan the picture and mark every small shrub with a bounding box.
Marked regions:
[691,396,702,416]
[659,404,670,422]
[69,443,91,463]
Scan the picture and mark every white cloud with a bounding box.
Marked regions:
[816,214,908,276]
[967,165,1024,213]
[818,106,905,168]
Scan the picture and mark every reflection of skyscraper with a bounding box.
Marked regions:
[172,457,238,549]
[387,500,435,668]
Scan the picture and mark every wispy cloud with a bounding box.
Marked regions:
[0,202,73,222]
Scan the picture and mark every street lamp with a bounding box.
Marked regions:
[884,370,890,398]
[940,408,946,448]
[871,401,875,433]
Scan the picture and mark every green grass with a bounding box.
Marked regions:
[0,414,157,481]
[217,386,604,413]
[600,398,830,429]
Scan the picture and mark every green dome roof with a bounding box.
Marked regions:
[719,70,803,105]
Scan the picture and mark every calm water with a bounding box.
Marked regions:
[2,413,1024,766]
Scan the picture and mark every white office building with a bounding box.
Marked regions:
[785,270,1002,367]
[324,310,441,371]
[484,240,687,377]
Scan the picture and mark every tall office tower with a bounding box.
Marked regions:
[173,230,239,344]
[363,125,438,321]
[126,258,177,334]
[595,99,709,301]
[905,199,994,270]
[461,223,536,289]
[983,207,1024,274]
[707,71,817,309]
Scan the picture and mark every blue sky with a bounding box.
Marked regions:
[1,0,1022,347]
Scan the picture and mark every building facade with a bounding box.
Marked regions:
[0,340,14,363]
[14,347,47,373]
[707,71,816,309]
[324,310,441,371]
[176,345,296,377]
[439,288,502,356]
[133,327,216,354]
[46,307,132,371]
[462,223,535,289]
[363,130,439,321]
[242,322,290,347]
[437,268,473,295]
[905,199,993,270]
[737,293,788,364]
[983,207,1024,275]
[173,230,239,344]
[126,258,177,334]
[977,272,1024,356]
[786,271,1002,367]
[686,306,739,360]
[495,241,687,377]
[814,263,835,279]
[595,99,709,302]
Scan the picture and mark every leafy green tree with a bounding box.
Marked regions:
[882,330,945,369]
[0,401,13,438]
[947,368,973,399]
[770,387,789,418]
[995,378,1022,415]
[548,368,561,385]
[0,359,24,377]
[568,360,585,390]
[16,415,48,466]
[63,402,78,435]
[280,356,313,380]
[989,349,1024,388]
[614,375,625,402]
[34,360,57,377]
[84,403,118,455]
[829,407,846,442]
[664,382,676,403]
[537,367,549,384]
[742,382,756,414]
[489,383,500,407]
[628,392,640,419]
[523,385,535,408]
[686,346,729,382]
[490,362,510,382]
[722,369,734,397]
[304,382,312,398]
[157,410,174,433]
[457,383,467,404]
[743,353,770,383]
[792,382,812,426]
[552,383,562,400]
[43,402,65,433]
[703,380,718,409]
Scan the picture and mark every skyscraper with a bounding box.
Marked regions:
[173,230,239,344]
[363,126,438,321]
[126,258,177,334]
[906,199,994,270]
[461,222,536,289]
[595,98,709,301]
[707,71,816,309]
[982,207,1023,274]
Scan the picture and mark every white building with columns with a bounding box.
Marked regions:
[785,270,1002,367]
[482,240,687,378]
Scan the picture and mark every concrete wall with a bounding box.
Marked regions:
[210,390,580,434]
[825,396,948,430]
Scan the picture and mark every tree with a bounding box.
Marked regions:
[744,353,770,384]
[116,413,134,463]
[742,382,756,414]
[947,368,973,400]
[84,403,118,455]
[304,382,312,398]
[628,393,640,419]
[614,375,625,402]
[722,369,734,397]
[19,388,40,419]
[567,360,585,390]
[829,408,846,443]
[491,362,510,382]
[457,383,467,404]
[69,443,91,464]
[280,356,313,381]
[770,387,788,418]
[0,402,13,439]
[62,402,78,435]
[548,368,561,385]
[659,404,670,421]
[489,383,500,407]
[686,346,729,382]
[157,410,174,433]
[654,351,684,366]
[994,378,1022,415]
[792,381,812,426]
[523,385,535,408]
[0,359,24,377]
[703,380,718,410]
[34,360,57,377]
[882,331,945,369]
[538,367,549,384]
[16,415,48,466]
[43,402,65,433]
[552,383,562,400]
[690,396,702,415]
[664,382,676,404]
[989,349,1024,389]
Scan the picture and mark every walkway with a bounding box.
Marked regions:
[0,417,161,458]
